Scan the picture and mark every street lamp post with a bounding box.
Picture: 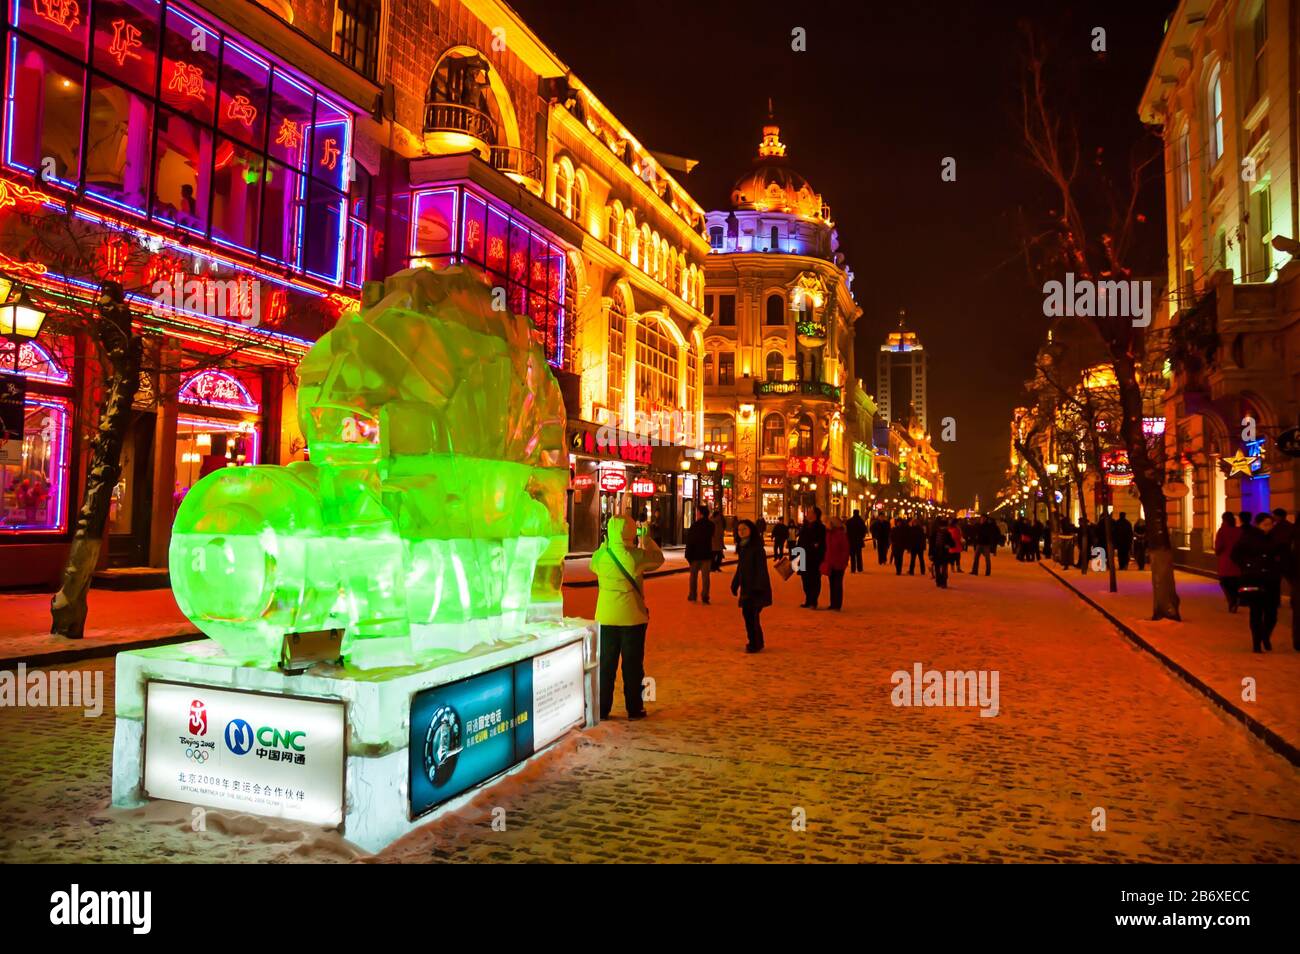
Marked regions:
[0,284,48,373]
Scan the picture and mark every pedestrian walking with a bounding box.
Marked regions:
[871,514,891,565]
[798,507,827,608]
[590,516,664,719]
[846,509,867,573]
[730,519,771,652]
[755,516,768,556]
[712,512,733,571]
[823,516,850,610]
[906,516,927,575]
[930,517,951,588]
[1133,517,1147,570]
[949,519,964,572]
[1213,512,1243,613]
[1113,512,1134,570]
[685,504,714,604]
[890,517,909,575]
[772,518,789,558]
[1231,513,1285,652]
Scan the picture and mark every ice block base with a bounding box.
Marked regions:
[111,616,598,854]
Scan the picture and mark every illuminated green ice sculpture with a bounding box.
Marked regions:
[169,266,569,670]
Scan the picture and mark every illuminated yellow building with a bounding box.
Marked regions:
[702,113,861,521]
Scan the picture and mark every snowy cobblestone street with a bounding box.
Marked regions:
[1,555,1297,863]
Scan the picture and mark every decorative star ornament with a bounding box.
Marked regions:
[1220,450,1257,477]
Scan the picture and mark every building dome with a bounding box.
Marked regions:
[729,115,827,220]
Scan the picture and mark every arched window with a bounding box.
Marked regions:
[1175,120,1191,210]
[766,293,784,325]
[635,318,681,418]
[1207,64,1224,165]
[762,413,785,456]
[607,202,624,252]
[769,225,779,251]
[795,414,814,456]
[640,225,652,272]
[572,171,587,226]
[607,296,627,413]
[766,351,784,382]
[555,158,574,218]
[709,226,724,249]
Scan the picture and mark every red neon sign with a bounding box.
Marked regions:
[572,474,595,490]
[166,61,206,101]
[226,95,258,128]
[598,471,627,493]
[786,456,830,476]
[275,118,302,151]
[320,137,340,171]
[33,0,80,32]
[630,478,655,497]
[107,18,143,67]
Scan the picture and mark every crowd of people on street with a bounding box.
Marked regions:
[1214,508,1298,654]
[593,505,1013,711]
[590,502,1299,721]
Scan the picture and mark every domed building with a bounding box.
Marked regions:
[699,110,863,524]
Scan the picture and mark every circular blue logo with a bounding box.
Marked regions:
[224,718,254,755]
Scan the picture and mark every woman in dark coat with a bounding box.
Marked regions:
[731,519,772,653]
[1231,514,1285,652]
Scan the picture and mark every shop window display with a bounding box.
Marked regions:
[409,186,568,367]
[0,399,71,533]
[0,340,72,535]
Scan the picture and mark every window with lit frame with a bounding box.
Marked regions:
[4,0,359,288]
[409,186,568,366]
[635,319,679,420]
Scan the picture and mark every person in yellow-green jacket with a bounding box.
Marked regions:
[590,516,664,720]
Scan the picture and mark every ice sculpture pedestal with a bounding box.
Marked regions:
[111,617,598,854]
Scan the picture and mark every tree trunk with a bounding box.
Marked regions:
[50,284,141,638]
[1111,350,1181,621]
[1137,483,1181,621]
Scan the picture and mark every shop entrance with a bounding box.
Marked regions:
[108,414,156,567]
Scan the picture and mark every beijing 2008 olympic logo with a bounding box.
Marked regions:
[422,704,463,787]
[185,746,210,762]
[189,699,207,736]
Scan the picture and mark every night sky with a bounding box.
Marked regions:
[511,0,1176,507]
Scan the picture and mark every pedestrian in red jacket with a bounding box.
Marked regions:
[822,517,851,610]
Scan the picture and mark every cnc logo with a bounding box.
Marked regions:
[188,699,207,736]
[224,718,254,755]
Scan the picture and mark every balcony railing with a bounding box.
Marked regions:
[753,379,842,401]
[422,101,497,143]
[489,144,544,185]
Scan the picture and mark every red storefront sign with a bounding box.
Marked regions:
[598,471,628,493]
[786,456,830,476]
[630,478,655,497]
[572,474,595,490]
[569,426,654,465]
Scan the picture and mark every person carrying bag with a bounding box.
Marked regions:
[590,516,664,719]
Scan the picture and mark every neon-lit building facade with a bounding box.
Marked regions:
[0,0,713,585]
[0,0,369,583]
